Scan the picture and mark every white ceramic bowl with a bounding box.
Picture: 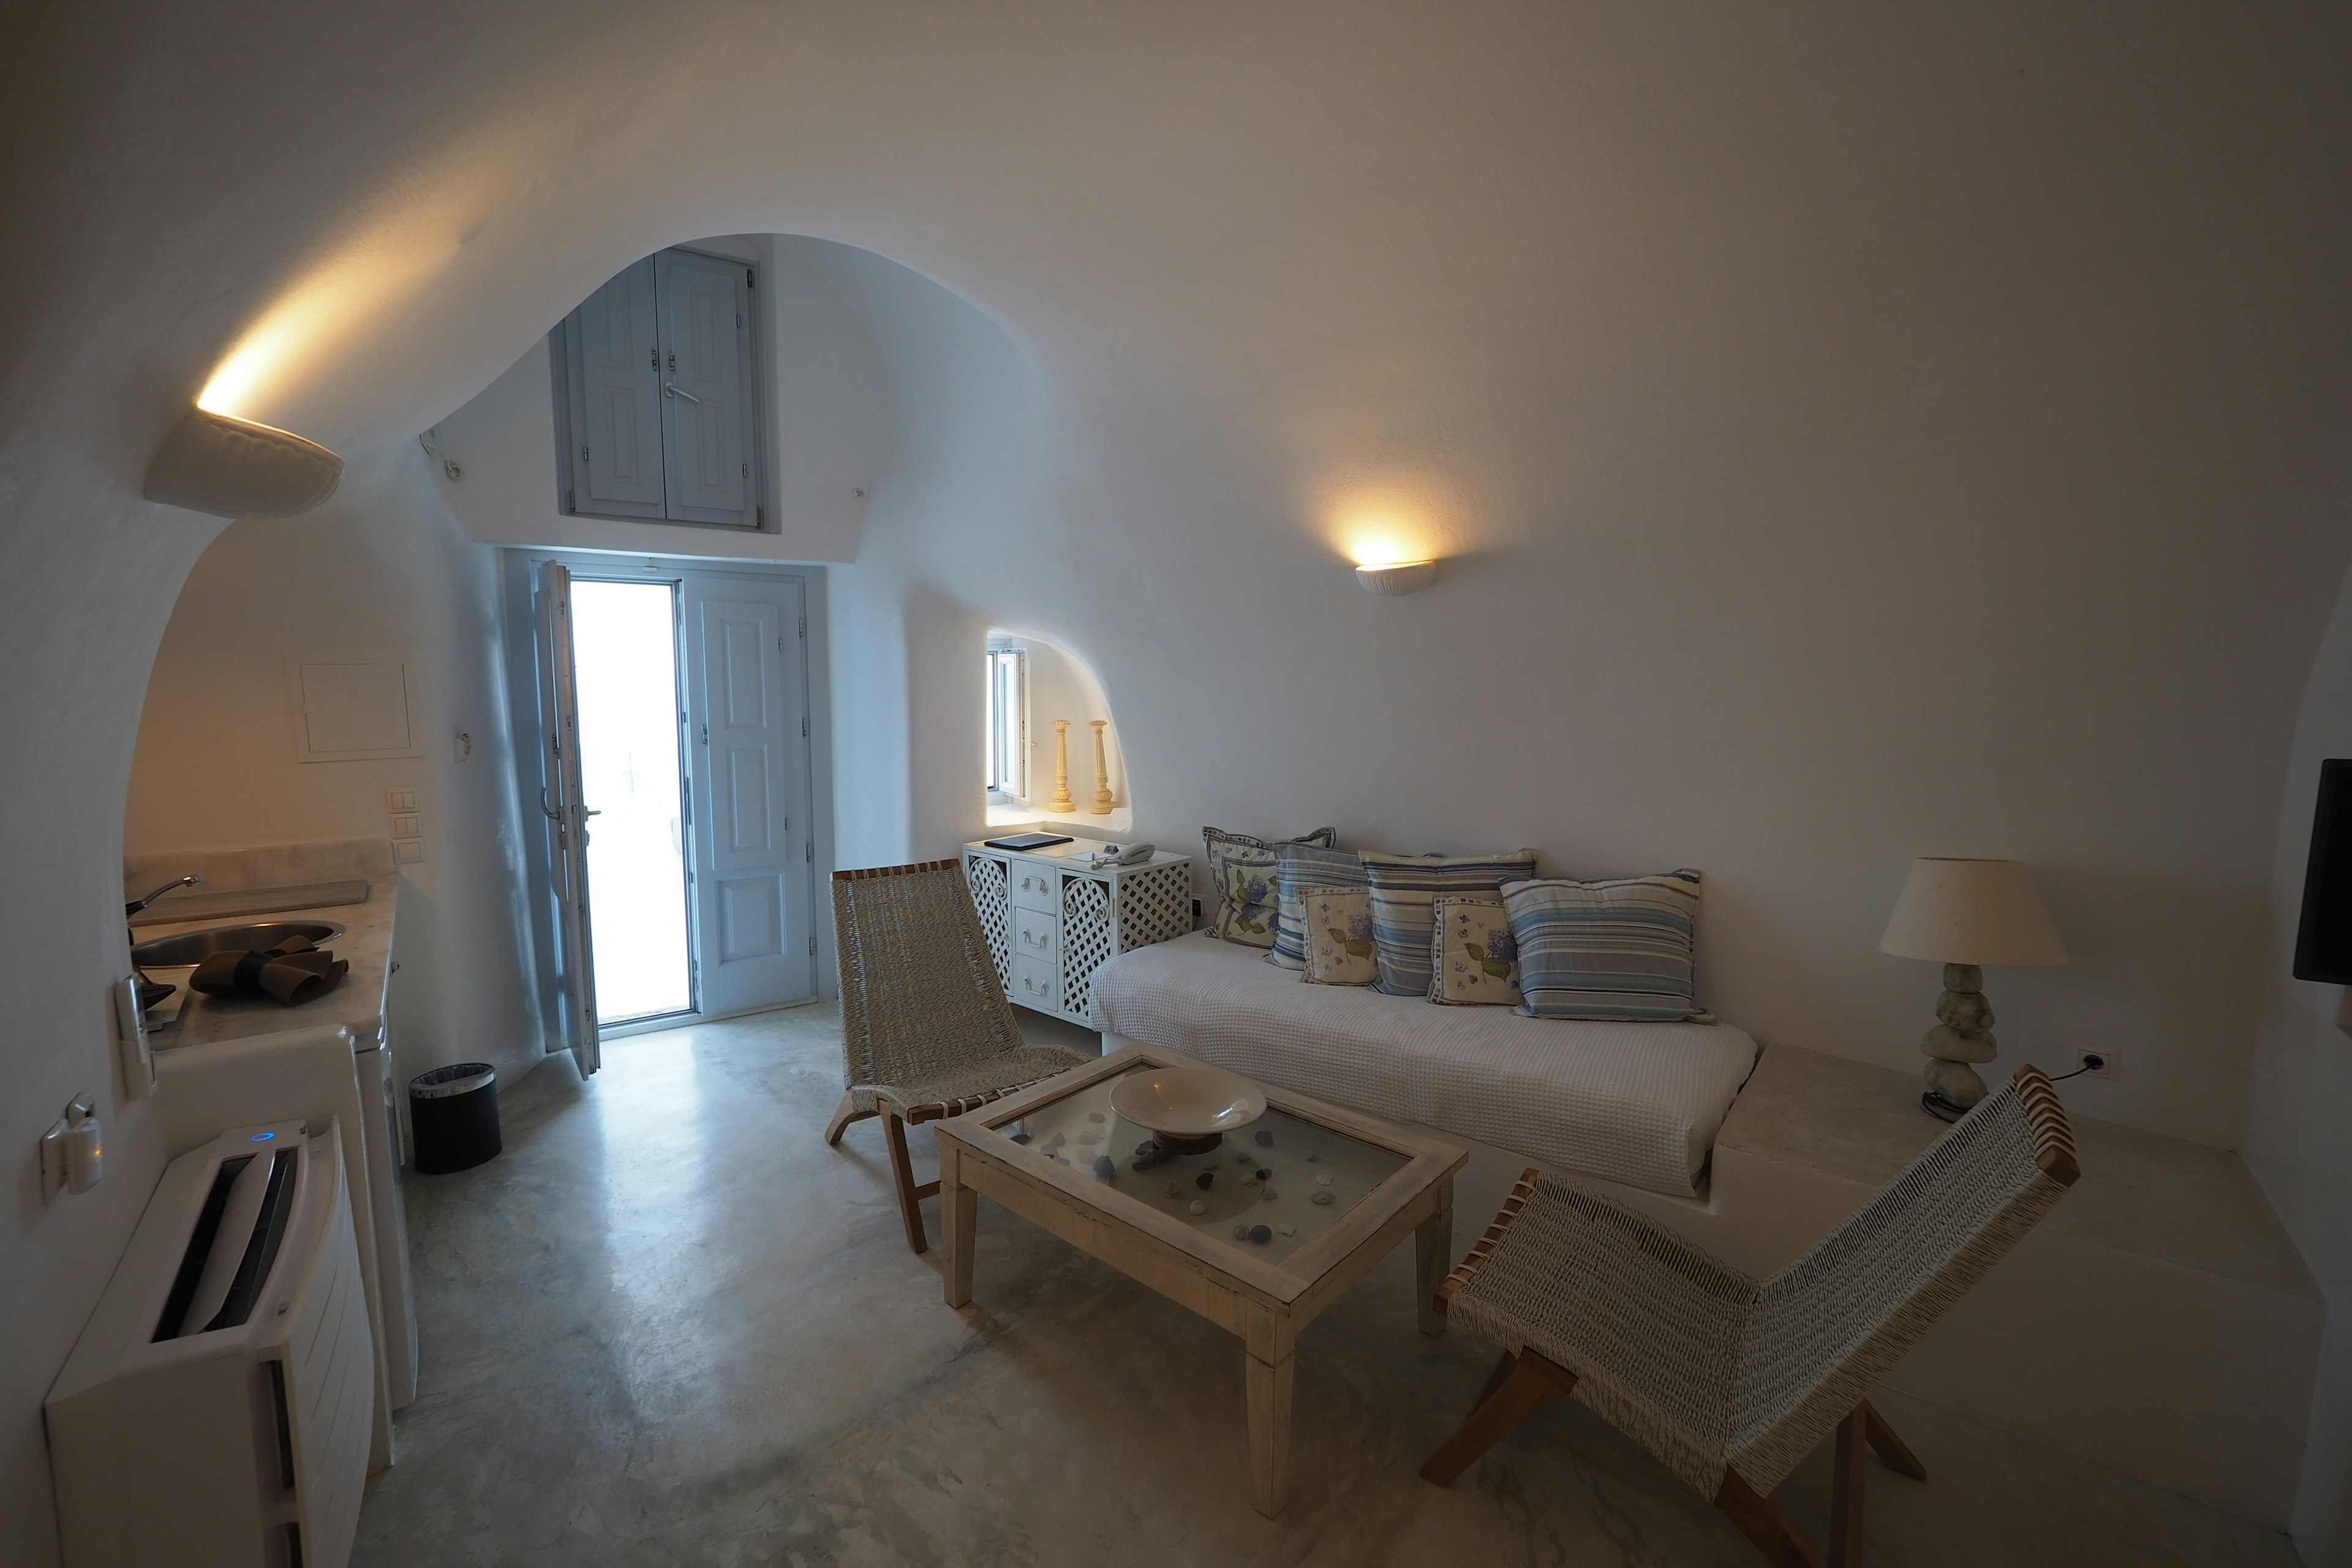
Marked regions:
[1108,1066,1268,1137]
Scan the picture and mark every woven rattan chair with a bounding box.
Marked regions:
[1421,1065,2080,1567]
[824,859,1091,1254]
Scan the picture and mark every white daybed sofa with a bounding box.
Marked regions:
[1090,931,1759,1199]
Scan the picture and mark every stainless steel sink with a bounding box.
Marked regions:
[132,921,346,967]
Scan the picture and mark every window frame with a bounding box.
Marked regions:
[984,640,1028,807]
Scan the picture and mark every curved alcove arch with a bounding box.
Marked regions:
[982,628,1134,836]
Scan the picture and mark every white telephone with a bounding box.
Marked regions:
[1088,842,1156,866]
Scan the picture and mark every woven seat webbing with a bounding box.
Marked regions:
[1434,1167,1539,1311]
[1723,1076,2070,1492]
[1446,1071,2077,1500]
[832,862,1047,1114]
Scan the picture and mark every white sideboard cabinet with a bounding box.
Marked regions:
[962,839,1193,1027]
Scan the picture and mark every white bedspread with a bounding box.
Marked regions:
[1091,932,1759,1197]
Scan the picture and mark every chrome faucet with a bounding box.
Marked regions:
[126,874,200,919]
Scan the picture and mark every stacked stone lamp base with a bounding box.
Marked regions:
[1920,962,2000,1122]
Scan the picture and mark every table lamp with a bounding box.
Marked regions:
[1879,858,2068,1121]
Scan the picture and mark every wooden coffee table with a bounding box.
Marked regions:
[930,1042,1466,1517]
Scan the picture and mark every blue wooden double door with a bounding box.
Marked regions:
[530,557,814,1063]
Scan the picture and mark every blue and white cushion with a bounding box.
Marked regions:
[1501,871,1713,1022]
[1267,840,1366,970]
[1362,850,1540,997]
[1204,826,1335,948]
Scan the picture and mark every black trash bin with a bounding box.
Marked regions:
[410,1063,500,1174]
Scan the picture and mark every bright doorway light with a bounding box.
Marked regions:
[568,580,694,1023]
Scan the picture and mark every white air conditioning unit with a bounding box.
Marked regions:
[46,1120,374,1568]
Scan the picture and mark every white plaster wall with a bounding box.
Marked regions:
[5,6,2352,1564]
[2247,547,2352,1567]
[803,157,2352,1161]
[123,447,546,1087]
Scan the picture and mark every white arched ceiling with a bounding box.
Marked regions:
[7,6,2352,1562]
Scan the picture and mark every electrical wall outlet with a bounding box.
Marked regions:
[2075,1047,2117,1080]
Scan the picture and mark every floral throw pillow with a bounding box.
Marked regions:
[1268,839,1366,969]
[1303,888,1379,986]
[1362,849,1540,997]
[1204,826,1336,948]
[1430,896,1521,1006]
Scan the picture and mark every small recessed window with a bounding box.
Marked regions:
[985,642,1027,805]
[549,246,766,530]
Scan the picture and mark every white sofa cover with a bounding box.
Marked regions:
[1091,932,1759,1197]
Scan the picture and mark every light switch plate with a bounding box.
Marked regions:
[390,814,420,837]
[386,786,420,813]
[394,838,426,864]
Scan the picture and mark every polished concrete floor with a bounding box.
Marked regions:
[354,1006,2304,1568]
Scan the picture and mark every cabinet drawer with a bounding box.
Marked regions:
[1010,864,1060,914]
[1014,908,1058,962]
[1011,956,1060,1009]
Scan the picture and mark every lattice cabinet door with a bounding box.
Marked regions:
[1060,875,1115,1024]
[1114,860,1193,953]
[963,852,1014,997]
[964,842,1194,1028]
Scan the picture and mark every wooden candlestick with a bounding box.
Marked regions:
[1047,720,1076,813]
[1089,720,1114,814]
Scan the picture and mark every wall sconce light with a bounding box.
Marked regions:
[143,407,343,520]
[1355,559,1438,596]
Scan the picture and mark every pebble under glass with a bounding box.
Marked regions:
[987,1066,1410,1265]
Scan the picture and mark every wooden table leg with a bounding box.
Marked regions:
[1246,1348,1294,1517]
[940,1145,977,1308]
[1415,1178,1453,1337]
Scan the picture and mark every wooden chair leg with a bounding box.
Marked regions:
[1473,1349,1520,1408]
[1863,1400,1926,1481]
[824,1091,874,1146]
[883,1112,929,1254]
[1828,1409,1866,1568]
[1420,1349,1576,1486]
[1713,1469,1826,1568]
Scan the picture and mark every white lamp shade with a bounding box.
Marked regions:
[1879,858,2067,967]
[1355,560,1438,595]
[143,407,342,520]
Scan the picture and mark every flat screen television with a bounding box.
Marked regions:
[2293,758,2352,982]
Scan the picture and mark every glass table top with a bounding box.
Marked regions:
[984,1065,1411,1266]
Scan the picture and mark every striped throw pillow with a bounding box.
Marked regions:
[1362,850,1540,997]
[1266,840,1367,970]
[1501,871,1713,1022]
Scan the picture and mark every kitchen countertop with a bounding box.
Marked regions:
[124,837,399,1051]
